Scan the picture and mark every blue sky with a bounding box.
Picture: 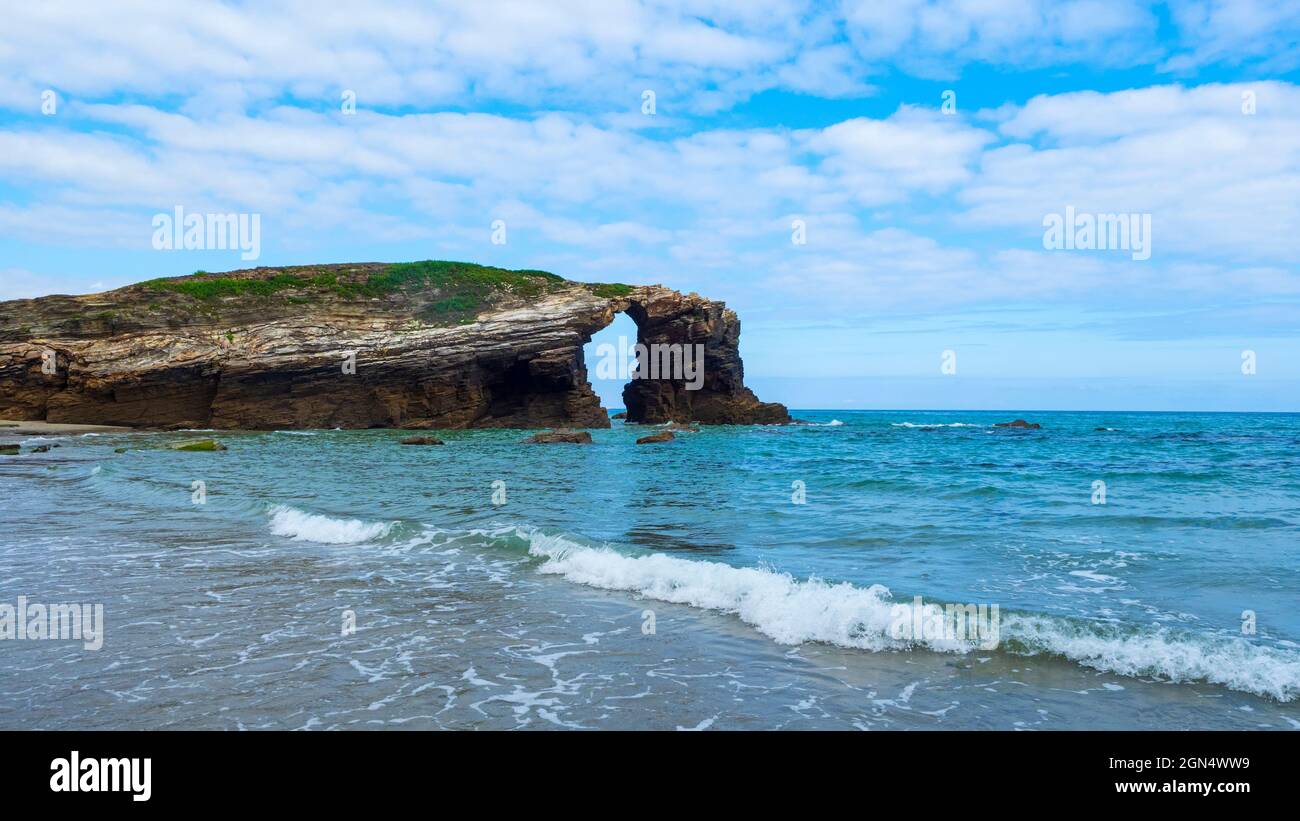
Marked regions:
[2,0,1298,411]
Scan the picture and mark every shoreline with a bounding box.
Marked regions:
[0,419,134,436]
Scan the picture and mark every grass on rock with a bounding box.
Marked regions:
[137,261,633,325]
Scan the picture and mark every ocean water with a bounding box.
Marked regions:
[1,410,1298,730]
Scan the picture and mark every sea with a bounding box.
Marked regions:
[1,410,1298,730]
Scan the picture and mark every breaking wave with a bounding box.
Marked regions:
[504,527,1300,701]
[267,505,394,544]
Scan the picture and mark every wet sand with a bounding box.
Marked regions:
[0,419,133,436]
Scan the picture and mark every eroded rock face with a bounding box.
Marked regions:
[615,288,789,425]
[0,263,788,430]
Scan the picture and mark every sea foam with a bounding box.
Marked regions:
[513,528,1300,701]
[267,505,393,544]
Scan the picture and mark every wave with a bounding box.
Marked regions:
[505,527,1300,701]
[266,505,394,544]
[799,419,843,427]
[521,529,937,651]
[891,422,982,428]
[1001,615,1300,702]
[273,430,318,436]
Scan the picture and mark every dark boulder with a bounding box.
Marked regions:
[524,429,593,444]
[636,431,675,445]
[400,436,444,445]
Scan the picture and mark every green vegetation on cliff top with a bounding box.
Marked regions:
[138,262,632,320]
[143,261,570,299]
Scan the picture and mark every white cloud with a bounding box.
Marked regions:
[1163,0,1300,73]
[963,83,1300,261]
[2,63,1298,322]
[841,0,1158,76]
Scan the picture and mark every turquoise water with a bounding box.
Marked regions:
[1,410,1298,729]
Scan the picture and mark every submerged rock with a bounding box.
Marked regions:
[0,444,18,455]
[636,431,675,445]
[400,435,444,445]
[524,429,593,444]
[172,439,227,451]
[30,445,50,453]
[610,412,627,420]
[994,419,1041,429]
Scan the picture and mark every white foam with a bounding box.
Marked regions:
[515,528,1300,701]
[1069,569,1119,583]
[891,422,982,428]
[1004,613,1300,701]
[267,505,393,544]
[521,530,966,653]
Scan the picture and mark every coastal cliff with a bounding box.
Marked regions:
[0,261,789,429]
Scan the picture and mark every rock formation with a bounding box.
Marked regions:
[524,430,594,444]
[635,431,675,445]
[0,261,788,430]
[399,435,444,445]
[994,419,1042,429]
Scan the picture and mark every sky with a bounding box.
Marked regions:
[1,0,1298,411]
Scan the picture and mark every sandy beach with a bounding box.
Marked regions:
[0,419,133,436]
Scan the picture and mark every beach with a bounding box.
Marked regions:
[1,410,1297,730]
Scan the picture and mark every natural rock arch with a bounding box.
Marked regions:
[0,268,789,429]
[596,288,788,425]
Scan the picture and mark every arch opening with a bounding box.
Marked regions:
[582,309,641,415]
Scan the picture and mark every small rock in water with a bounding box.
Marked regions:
[524,429,593,444]
[610,412,627,420]
[993,419,1041,429]
[400,436,444,445]
[0,444,19,455]
[636,431,675,445]
[30,445,50,453]
[172,439,227,452]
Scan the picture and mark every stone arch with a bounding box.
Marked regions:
[578,287,789,426]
